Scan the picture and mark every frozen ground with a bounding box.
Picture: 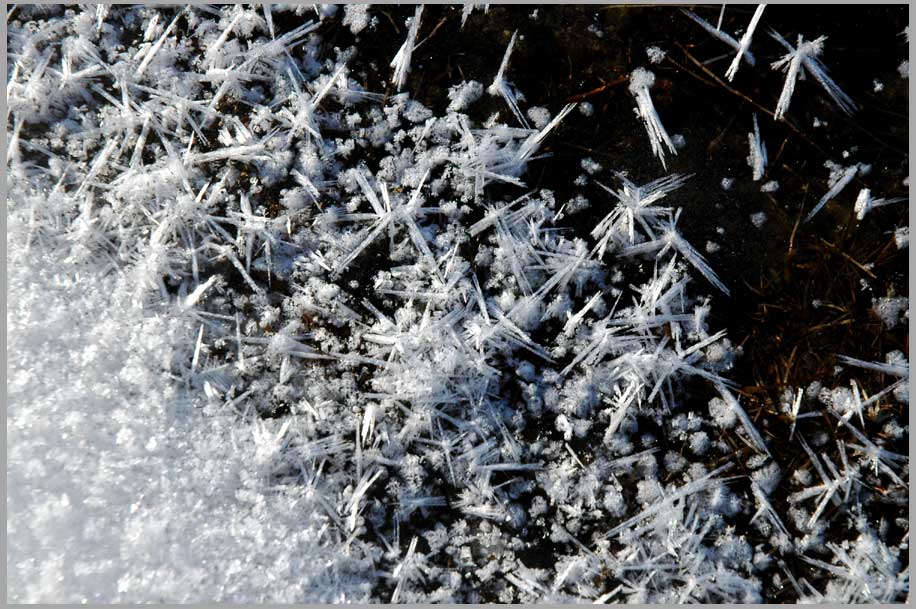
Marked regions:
[6,4,910,603]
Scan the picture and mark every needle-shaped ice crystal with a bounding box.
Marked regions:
[771,30,857,121]
[391,5,424,91]
[725,4,767,82]
[629,68,677,169]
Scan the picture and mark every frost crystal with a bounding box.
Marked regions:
[771,30,857,121]
[390,6,423,91]
[447,80,484,112]
[629,68,677,169]
[342,4,373,35]
[872,296,908,328]
[725,4,767,82]
[804,162,861,222]
[488,31,530,129]
[854,188,907,222]
[747,114,768,181]
[683,8,759,72]
[646,45,667,64]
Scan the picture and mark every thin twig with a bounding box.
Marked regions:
[819,239,877,279]
[565,77,628,103]
[413,15,448,52]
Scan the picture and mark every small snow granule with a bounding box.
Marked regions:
[342,4,372,35]
[526,106,551,129]
[404,100,433,122]
[646,45,667,64]
[602,486,626,517]
[578,101,594,117]
[529,495,548,517]
[512,297,542,331]
[750,212,767,227]
[663,451,687,473]
[555,414,573,441]
[894,226,909,249]
[721,177,734,191]
[636,479,663,504]
[819,386,856,416]
[424,524,449,554]
[447,81,484,112]
[709,396,737,429]
[883,420,905,439]
[672,133,686,150]
[751,462,782,496]
[580,157,602,175]
[483,112,501,128]
[747,453,768,470]
[564,194,590,214]
[873,79,885,92]
[872,296,909,328]
[760,180,779,193]
[497,290,516,311]
[805,381,824,399]
[705,341,732,364]
[706,241,721,254]
[689,431,710,455]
